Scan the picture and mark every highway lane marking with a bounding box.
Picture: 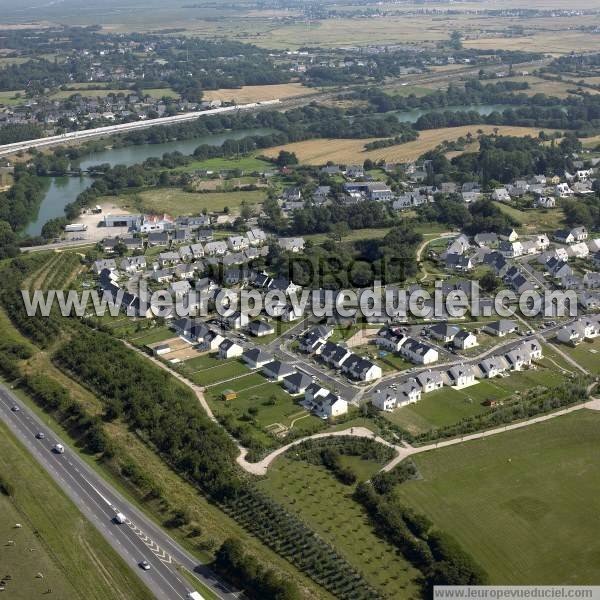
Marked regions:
[0,390,227,598]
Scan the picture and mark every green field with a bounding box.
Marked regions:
[395,410,600,584]
[556,337,600,375]
[129,188,266,215]
[129,326,174,347]
[0,422,149,600]
[206,376,324,434]
[386,363,570,434]
[493,201,565,233]
[258,455,421,599]
[174,156,271,173]
[186,357,251,387]
[0,90,24,105]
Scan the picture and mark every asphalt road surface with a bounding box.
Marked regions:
[0,382,240,600]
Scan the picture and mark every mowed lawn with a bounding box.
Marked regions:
[131,188,266,215]
[206,376,323,434]
[556,337,600,376]
[386,365,570,434]
[258,456,422,599]
[263,126,551,165]
[395,410,600,584]
[0,423,149,600]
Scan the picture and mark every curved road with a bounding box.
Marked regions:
[0,383,240,600]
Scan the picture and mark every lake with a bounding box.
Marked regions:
[24,127,275,237]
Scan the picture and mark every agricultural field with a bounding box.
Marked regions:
[500,75,593,99]
[0,422,150,600]
[263,126,552,165]
[120,188,266,215]
[395,410,600,584]
[258,455,422,599]
[202,83,311,103]
[463,30,600,55]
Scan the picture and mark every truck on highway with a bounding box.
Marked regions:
[187,592,205,600]
[53,443,65,454]
[114,512,127,524]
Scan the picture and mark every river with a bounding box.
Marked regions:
[389,104,513,123]
[24,127,275,237]
[24,105,516,236]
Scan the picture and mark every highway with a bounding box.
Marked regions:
[0,100,280,158]
[0,382,240,600]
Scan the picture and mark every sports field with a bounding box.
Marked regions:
[395,410,600,584]
[263,126,552,165]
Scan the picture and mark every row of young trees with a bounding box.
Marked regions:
[413,380,590,444]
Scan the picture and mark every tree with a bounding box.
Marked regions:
[0,220,19,259]
[450,30,463,50]
[275,150,298,167]
[330,221,350,242]
[240,200,255,221]
[480,270,500,293]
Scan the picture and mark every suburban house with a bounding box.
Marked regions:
[416,370,444,393]
[341,354,382,382]
[483,320,518,337]
[499,228,519,242]
[453,330,478,350]
[554,227,588,245]
[262,360,296,381]
[399,338,439,365]
[248,319,275,337]
[282,372,313,395]
[446,364,477,389]
[320,341,352,369]
[567,242,590,259]
[303,384,348,418]
[557,318,599,346]
[397,378,422,406]
[492,187,511,202]
[227,235,249,252]
[535,196,556,209]
[242,348,273,369]
[219,339,244,359]
[120,256,147,273]
[478,356,509,378]
[172,318,210,343]
[430,323,461,344]
[299,326,333,354]
[371,387,398,411]
[278,237,305,253]
[376,327,407,352]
